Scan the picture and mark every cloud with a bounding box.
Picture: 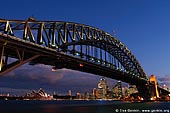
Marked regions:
[0,64,118,95]
[158,76,170,82]
[5,64,64,84]
[158,75,170,82]
[157,75,170,88]
[4,71,15,77]
[0,87,31,95]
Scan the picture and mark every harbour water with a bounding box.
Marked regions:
[0,100,170,113]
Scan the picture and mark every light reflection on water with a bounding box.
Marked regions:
[0,100,170,113]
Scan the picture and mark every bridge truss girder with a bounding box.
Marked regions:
[0,19,147,80]
[0,19,169,99]
[0,40,40,76]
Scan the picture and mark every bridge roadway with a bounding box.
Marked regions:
[0,32,147,83]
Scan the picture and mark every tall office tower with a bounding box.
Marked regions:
[112,81,122,98]
[91,88,97,99]
[68,90,72,96]
[117,81,122,97]
[98,77,107,99]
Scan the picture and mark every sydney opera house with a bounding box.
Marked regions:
[24,88,53,100]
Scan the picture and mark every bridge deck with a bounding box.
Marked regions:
[0,33,147,85]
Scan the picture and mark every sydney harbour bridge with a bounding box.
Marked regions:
[0,18,169,100]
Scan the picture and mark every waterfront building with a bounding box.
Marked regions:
[75,92,82,99]
[91,88,97,99]
[112,81,122,98]
[68,90,72,96]
[128,85,138,95]
[97,77,107,99]
[117,81,122,97]
[106,88,113,99]
[162,84,169,91]
[24,88,52,100]
[122,87,129,97]
[84,92,89,100]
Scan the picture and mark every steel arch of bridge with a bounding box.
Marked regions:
[0,19,147,80]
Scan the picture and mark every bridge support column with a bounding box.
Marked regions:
[149,75,159,100]
[136,83,151,100]
[0,42,7,71]
[0,45,5,71]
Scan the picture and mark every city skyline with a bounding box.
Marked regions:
[0,78,140,101]
[1,0,170,95]
[0,77,137,99]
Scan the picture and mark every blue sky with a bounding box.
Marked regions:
[1,0,170,95]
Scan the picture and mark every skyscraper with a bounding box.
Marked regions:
[91,88,97,99]
[112,81,122,98]
[68,90,72,96]
[97,77,107,99]
[117,81,122,97]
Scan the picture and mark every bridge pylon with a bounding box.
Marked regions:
[149,74,159,100]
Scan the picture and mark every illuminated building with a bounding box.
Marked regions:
[68,90,72,96]
[117,81,122,97]
[91,88,97,99]
[97,77,107,99]
[162,84,169,91]
[76,93,82,99]
[106,86,113,99]
[122,87,129,97]
[128,85,138,95]
[84,92,89,100]
[24,88,52,100]
[112,81,122,98]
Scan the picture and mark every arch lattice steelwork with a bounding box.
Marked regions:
[0,18,147,81]
[1,18,170,100]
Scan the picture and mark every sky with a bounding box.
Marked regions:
[1,0,170,95]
